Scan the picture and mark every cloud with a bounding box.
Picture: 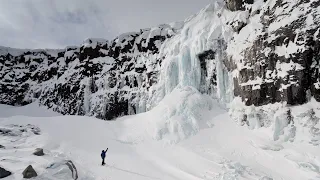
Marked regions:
[0,0,212,49]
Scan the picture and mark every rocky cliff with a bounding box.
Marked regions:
[227,0,320,107]
[0,25,175,119]
[1,0,320,124]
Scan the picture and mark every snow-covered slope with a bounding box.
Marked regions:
[1,95,320,180]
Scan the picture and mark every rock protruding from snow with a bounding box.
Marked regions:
[0,145,4,149]
[0,125,41,137]
[33,148,44,156]
[0,167,11,178]
[228,0,320,107]
[0,128,13,136]
[26,124,41,135]
[225,0,254,11]
[22,165,37,179]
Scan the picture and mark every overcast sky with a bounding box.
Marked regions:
[0,0,212,49]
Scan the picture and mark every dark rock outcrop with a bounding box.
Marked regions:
[0,128,12,135]
[225,0,254,11]
[0,26,174,120]
[0,167,11,178]
[198,50,217,94]
[229,19,247,33]
[22,165,37,179]
[0,128,12,136]
[229,0,320,107]
[0,145,4,149]
[33,148,44,156]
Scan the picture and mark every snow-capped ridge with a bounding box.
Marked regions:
[0,45,64,57]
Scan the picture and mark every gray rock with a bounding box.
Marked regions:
[26,124,41,135]
[225,0,254,11]
[0,167,11,178]
[0,128,13,136]
[0,145,4,149]
[230,20,246,33]
[33,148,44,156]
[228,0,320,108]
[22,165,37,179]
[0,125,41,137]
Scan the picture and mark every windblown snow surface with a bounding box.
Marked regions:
[1,86,320,180]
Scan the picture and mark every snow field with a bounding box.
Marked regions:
[1,93,320,180]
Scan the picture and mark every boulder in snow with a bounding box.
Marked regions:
[26,124,41,135]
[0,128,13,136]
[33,148,44,156]
[0,167,11,178]
[230,20,246,33]
[22,165,37,179]
[0,145,4,149]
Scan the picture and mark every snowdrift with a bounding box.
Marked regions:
[117,85,219,144]
[1,98,320,180]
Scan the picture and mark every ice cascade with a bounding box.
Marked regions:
[153,1,234,107]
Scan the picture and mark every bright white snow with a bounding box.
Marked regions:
[1,91,320,180]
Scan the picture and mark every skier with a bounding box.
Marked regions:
[101,148,108,165]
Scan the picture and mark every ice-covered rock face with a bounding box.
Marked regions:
[227,0,320,107]
[0,4,225,120]
[0,26,177,120]
[225,0,320,133]
[1,0,320,123]
[225,0,255,11]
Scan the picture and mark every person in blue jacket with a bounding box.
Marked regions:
[101,148,108,165]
